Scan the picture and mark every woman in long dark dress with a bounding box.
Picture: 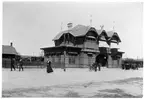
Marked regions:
[46,60,53,73]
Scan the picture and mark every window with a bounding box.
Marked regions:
[111,55,117,60]
[69,55,75,64]
[52,55,55,63]
[57,55,61,63]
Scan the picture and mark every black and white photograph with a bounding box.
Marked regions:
[2,1,143,98]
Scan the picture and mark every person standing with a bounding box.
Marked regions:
[19,58,24,71]
[11,58,15,71]
[46,59,53,73]
[98,63,101,71]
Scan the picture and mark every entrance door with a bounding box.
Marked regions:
[96,54,108,67]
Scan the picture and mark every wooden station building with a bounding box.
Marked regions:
[41,23,124,68]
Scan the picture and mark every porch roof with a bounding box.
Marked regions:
[41,46,82,53]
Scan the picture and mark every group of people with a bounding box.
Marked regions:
[46,59,102,73]
[10,57,140,73]
[11,57,53,73]
[46,59,66,73]
[10,57,102,73]
[122,62,139,70]
[11,58,24,71]
[90,62,101,72]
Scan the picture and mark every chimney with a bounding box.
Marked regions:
[10,42,13,46]
[67,23,73,29]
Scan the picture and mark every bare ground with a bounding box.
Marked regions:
[2,77,143,98]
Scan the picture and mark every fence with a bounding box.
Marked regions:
[2,58,45,68]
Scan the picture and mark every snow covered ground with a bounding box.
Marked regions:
[2,67,143,97]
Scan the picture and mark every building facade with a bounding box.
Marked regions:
[41,23,124,68]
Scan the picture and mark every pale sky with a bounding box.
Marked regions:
[3,2,143,59]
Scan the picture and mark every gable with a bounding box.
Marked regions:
[110,32,121,42]
[99,30,108,41]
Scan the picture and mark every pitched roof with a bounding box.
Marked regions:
[2,45,18,55]
[53,24,121,43]
[106,31,115,37]
[53,24,92,41]
[96,29,103,35]
[112,33,121,42]
[106,31,121,42]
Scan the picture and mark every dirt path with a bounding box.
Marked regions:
[2,77,143,98]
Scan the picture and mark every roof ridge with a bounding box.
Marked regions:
[53,24,97,40]
[2,45,15,48]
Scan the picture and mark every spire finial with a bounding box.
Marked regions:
[90,14,92,26]
[113,21,115,31]
[100,25,104,30]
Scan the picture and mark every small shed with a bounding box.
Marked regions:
[2,43,19,68]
